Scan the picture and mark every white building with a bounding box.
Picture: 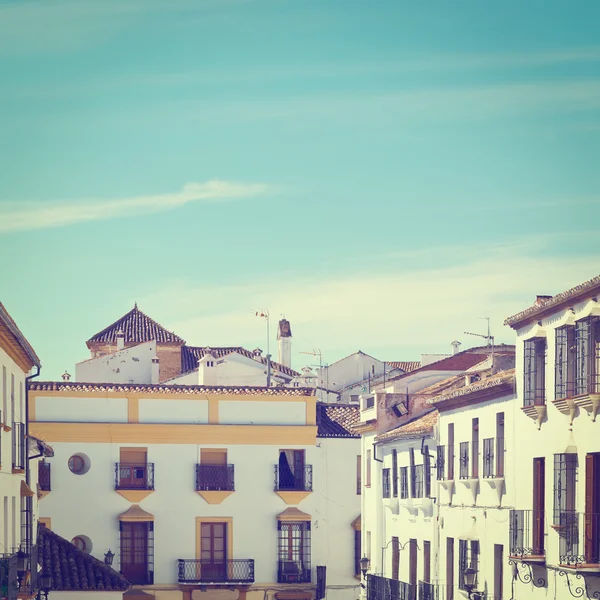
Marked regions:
[504,275,600,600]
[29,367,361,600]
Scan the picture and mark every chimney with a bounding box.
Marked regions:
[62,371,71,382]
[451,340,461,355]
[535,295,552,306]
[277,318,292,368]
[116,329,125,351]
[198,354,217,386]
[151,356,160,384]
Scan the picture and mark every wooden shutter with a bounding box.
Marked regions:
[357,455,361,494]
[366,450,371,487]
[585,453,600,562]
[120,447,147,464]
[391,536,399,580]
[201,449,227,466]
[423,541,431,583]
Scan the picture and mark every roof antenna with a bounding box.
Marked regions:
[464,318,495,373]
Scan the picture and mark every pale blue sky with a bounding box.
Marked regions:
[1,0,599,378]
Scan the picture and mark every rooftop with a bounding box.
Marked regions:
[86,304,185,346]
[0,301,41,369]
[504,274,600,328]
[386,361,421,373]
[38,526,130,592]
[375,409,438,442]
[29,380,315,396]
[316,402,360,438]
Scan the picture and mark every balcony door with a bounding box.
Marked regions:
[119,448,147,489]
[533,457,545,555]
[279,450,305,490]
[585,453,600,563]
[120,522,149,584]
[201,523,227,581]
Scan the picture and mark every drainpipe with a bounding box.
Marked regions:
[25,364,41,554]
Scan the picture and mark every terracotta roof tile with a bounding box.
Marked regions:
[0,301,41,368]
[181,346,300,378]
[316,403,360,438]
[427,369,515,406]
[29,380,315,397]
[504,274,600,328]
[86,305,185,346]
[38,526,130,591]
[387,361,421,372]
[375,409,438,442]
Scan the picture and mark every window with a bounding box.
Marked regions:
[197,449,233,491]
[458,540,479,591]
[554,453,577,525]
[437,446,446,481]
[424,446,431,496]
[459,442,469,480]
[120,521,154,585]
[524,338,546,406]
[400,467,409,499]
[117,448,153,489]
[483,438,494,478]
[10,375,15,425]
[423,541,431,584]
[278,521,311,583]
[382,469,391,498]
[496,412,505,477]
[555,325,576,400]
[68,453,91,475]
[448,423,455,480]
[412,465,424,499]
[354,529,361,576]
[350,395,359,403]
[575,316,600,396]
[277,450,310,491]
[356,455,361,495]
[364,397,375,410]
[1,366,6,423]
[71,535,92,553]
[471,418,479,478]
[392,450,398,498]
[366,450,371,487]
[409,447,416,496]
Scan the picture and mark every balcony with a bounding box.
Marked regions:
[177,559,254,584]
[195,464,235,504]
[114,463,155,502]
[38,462,51,496]
[274,465,312,504]
[558,511,600,570]
[418,581,444,600]
[277,560,311,584]
[509,510,545,563]
[367,575,415,600]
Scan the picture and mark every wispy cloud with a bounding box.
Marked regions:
[0,180,270,233]
[137,239,600,363]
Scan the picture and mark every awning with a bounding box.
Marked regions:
[20,480,35,497]
[276,507,311,522]
[118,504,155,522]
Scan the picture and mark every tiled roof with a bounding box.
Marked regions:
[0,301,41,368]
[504,274,600,328]
[28,435,54,458]
[86,305,185,346]
[181,345,300,378]
[316,403,360,438]
[375,409,438,442]
[38,526,130,592]
[29,380,315,396]
[386,361,421,372]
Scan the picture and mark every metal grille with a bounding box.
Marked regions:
[38,462,51,492]
[558,511,600,566]
[496,435,504,478]
[0,553,17,600]
[412,465,424,499]
[177,559,254,583]
[447,441,455,481]
[277,521,311,583]
[392,450,398,498]
[459,442,469,480]
[11,423,25,471]
[436,446,445,481]
[523,338,546,406]
[196,464,234,491]
[554,453,578,525]
[20,497,32,555]
[482,438,494,478]
[418,581,444,600]
[274,465,313,492]
[115,463,155,490]
[424,450,431,497]
[400,467,409,499]
[354,530,361,576]
[509,509,545,558]
[575,317,600,395]
[367,574,415,600]
[383,469,391,499]
[458,540,479,591]
[555,325,575,399]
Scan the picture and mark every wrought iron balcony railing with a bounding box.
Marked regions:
[274,465,313,492]
[418,581,444,600]
[195,464,234,491]
[509,509,545,559]
[382,469,391,498]
[277,560,311,583]
[0,553,18,600]
[411,465,424,499]
[38,462,51,492]
[115,463,155,490]
[557,511,600,566]
[367,575,415,600]
[177,559,254,584]
[459,441,470,479]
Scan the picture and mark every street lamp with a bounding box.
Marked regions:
[360,556,370,578]
[104,549,115,566]
[16,549,28,589]
[37,569,52,600]
[462,567,477,599]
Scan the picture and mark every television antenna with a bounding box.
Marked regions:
[464,317,495,373]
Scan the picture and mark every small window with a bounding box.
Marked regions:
[364,397,374,410]
[71,534,93,553]
[350,395,359,403]
[68,453,91,475]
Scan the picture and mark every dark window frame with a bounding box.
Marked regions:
[524,337,546,406]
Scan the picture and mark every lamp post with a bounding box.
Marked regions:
[16,549,28,590]
[37,570,52,600]
[462,567,477,599]
[359,555,370,600]
[104,549,115,566]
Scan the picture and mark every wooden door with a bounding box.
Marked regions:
[201,523,227,581]
[532,458,545,555]
[585,453,600,563]
[120,522,148,584]
[119,448,148,489]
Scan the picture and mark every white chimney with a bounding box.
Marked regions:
[198,354,217,386]
[62,371,71,382]
[151,356,160,384]
[277,318,292,368]
[116,329,125,351]
[451,340,462,355]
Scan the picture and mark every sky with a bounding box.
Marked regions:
[1,0,599,378]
